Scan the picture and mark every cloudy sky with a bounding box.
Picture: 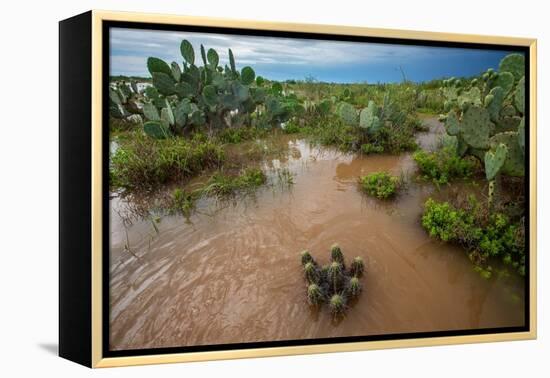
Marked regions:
[110,27,513,83]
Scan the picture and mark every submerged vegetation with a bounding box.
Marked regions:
[359,171,403,199]
[300,245,365,317]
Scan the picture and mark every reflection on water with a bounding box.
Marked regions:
[109,118,525,351]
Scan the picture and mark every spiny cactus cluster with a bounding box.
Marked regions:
[440,53,526,195]
[300,244,366,317]
[336,92,405,135]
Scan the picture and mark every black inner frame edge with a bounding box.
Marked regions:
[101,19,531,358]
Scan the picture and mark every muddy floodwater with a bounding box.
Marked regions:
[109,117,525,351]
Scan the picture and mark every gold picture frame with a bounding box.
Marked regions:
[59,9,537,368]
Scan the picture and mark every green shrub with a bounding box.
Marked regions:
[282,120,302,134]
[373,117,418,154]
[413,147,477,185]
[422,197,525,275]
[110,133,224,190]
[360,171,401,199]
[306,117,359,152]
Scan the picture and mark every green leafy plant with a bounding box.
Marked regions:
[359,171,402,199]
[421,197,525,276]
[413,147,477,185]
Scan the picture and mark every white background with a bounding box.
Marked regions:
[0,0,547,376]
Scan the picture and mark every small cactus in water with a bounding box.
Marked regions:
[327,261,344,289]
[350,256,365,277]
[300,250,313,266]
[307,283,324,306]
[330,244,344,264]
[300,244,366,317]
[329,293,346,315]
[348,277,362,298]
[304,262,320,284]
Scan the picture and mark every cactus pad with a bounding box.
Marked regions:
[484,143,508,181]
[142,102,160,121]
[515,76,525,114]
[461,106,492,149]
[444,110,460,136]
[337,102,358,126]
[494,72,515,96]
[486,86,504,122]
[147,57,172,76]
[206,48,219,67]
[152,72,176,96]
[240,66,256,85]
[180,40,195,64]
[498,53,525,81]
[489,131,524,177]
[143,121,169,139]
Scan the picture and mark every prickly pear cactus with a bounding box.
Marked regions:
[486,87,504,121]
[484,143,508,181]
[445,110,460,136]
[359,101,381,134]
[461,106,492,149]
[498,53,525,81]
[489,131,524,177]
[439,53,526,181]
[514,76,525,114]
[337,102,358,125]
[143,121,170,139]
[493,72,515,96]
[138,38,289,136]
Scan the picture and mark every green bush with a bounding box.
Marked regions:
[359,171,401,199]
[422,197,525,275]
[110,132,224,190]
[413,147,477,185]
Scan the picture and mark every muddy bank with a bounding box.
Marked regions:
[108,117,524,350]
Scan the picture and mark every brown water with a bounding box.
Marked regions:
[109,117,525,351]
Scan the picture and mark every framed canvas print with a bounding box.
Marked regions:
[59,10,537,368]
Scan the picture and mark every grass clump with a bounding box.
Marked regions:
[171,188,196,216]
[306,117,359,152]
[359,171,402,199]
[413,147,477,185]
[422,197,525,276]
[217,127,267,144]
[110,133,224,190]
[360,143,384,155]
[282,120,303,134]
[201,167,267,196]
[299,244,366,317]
